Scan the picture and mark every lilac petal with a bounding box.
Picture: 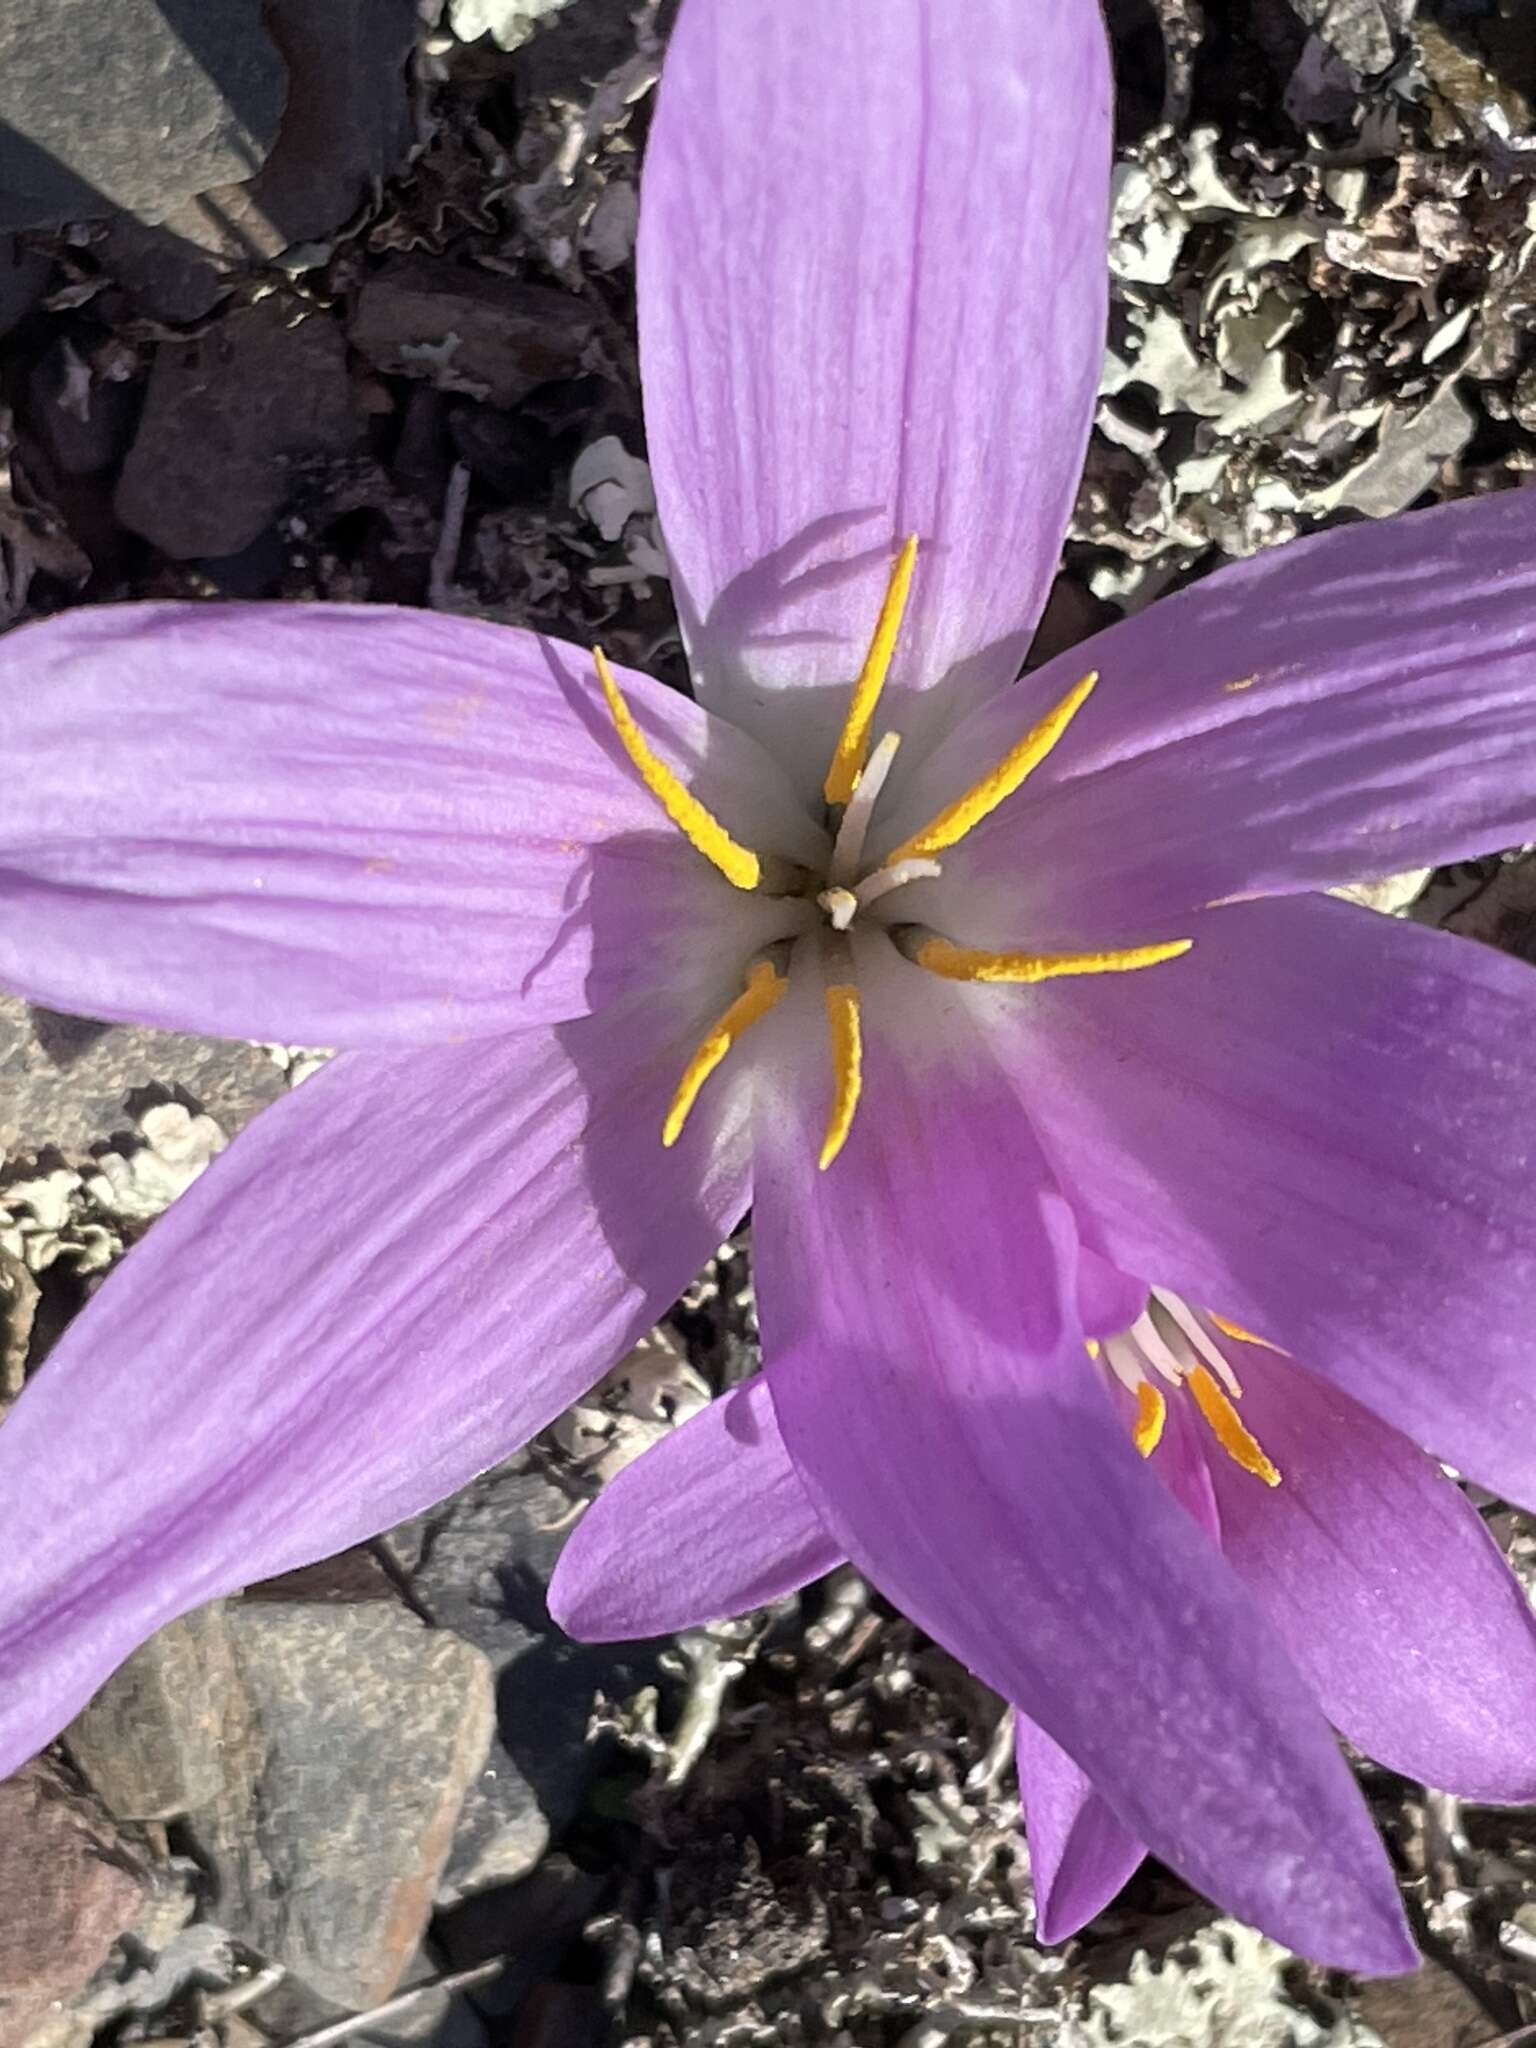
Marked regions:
[0,602,820,1045]
[550,1376,842,1640]
[639,0,1111,797]
[1019,892,1536,1513]
[1208,1349,1536,1801]
[888,488,1536,940]
[750,952,1415,1974]
[0,992,749,1772]
[1014,1713,1146,1943]
[1078,1248,1148,1340]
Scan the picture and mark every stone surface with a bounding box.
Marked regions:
[187,1593,495,2010]
[102,0,418,323]
[350,259,598,411]
[384,1455,658,1899]
[0,0,285,232]
[0,1760,145,2048]
[115,297,361,560]
[1353,1960,1495,2048]
[65,1603,237,1822]
[0,997,285,1160]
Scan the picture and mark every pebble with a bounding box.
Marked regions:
[0,0,284,232]
[102,0,419,323]
[384,1455,660,1900]
[0,1760,144,2048]
[0,996,285,1160]
[350,259,598,412]
[66,1604,236,1822]
[185,1587,495,2010]
[114,297,362,560]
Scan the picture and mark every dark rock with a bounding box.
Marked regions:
[26,342,138,479]
[0,997,285,1160]
[65,1604,236,1822]
[510,1982,609,2048]
[0,0,285,233]
[114,298,362,560]
[383,1455,658,1900]
[187,1595,495,2010]
[436,1856,606,2018]
[0,1759,145,2048]
[351,260,598,411]
[0,240,50,340]
[101,0,419,324]
[1353,1960,1496,2048]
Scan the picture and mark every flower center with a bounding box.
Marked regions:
[1093,1289,1282,1487]
[592,539,1192,1168]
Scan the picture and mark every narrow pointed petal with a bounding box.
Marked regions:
[550,1375,842,1640]
[639,0,1111,796]
[0,603,820,1045]
[1019,893,1536,1513]
[0,992,750,1773]
[1209,1351,1536,1802]
[891,488,1536,942]
[1014,1714,1146,1943]
[749,952,1415,1974]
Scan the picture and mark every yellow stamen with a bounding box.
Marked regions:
[914,935,1192,984]
[1133,1381,1167,1459]
[823,536,920,808]
[662,961,787,1148]
[594,646,763,891]
[1084,1337,1101,1360]
[1186,1365,1281,1487]
[883,670,1098,866]
[1209,1311,1282,1352]
[819,982,863,1171]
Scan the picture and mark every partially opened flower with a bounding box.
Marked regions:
[4,0,1536,1978]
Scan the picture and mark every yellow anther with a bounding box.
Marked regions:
[594,646,763,891]
[823,535,919,808]
[1133,1380,1167,1459]
[662,961,787,1148]
[884,669,1098,867]
[819,982,863,1171]
[913,935,1192,985]
[1084,1337,1101,1360]
[1209,1311,1282,1352]
[1186,1365,1281,1487]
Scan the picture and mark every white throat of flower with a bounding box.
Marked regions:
[592,538,1194,1170]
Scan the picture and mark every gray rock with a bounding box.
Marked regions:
[383,1455,658,1900]
[0,1760,145,2048]
[0,0,286,233]
[187,1592,495,2010]
[350,260,598,411]
[0,996,285,1161]
[102,0,419,324]
[115,297,362,560]
[65,1603,237,1822]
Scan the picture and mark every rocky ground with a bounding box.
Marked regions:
[1,1,1535,2044]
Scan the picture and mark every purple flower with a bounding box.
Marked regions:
[3,0,1536,1976]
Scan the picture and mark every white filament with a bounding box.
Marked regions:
[829,730,903,885]
[852,857,944,914]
